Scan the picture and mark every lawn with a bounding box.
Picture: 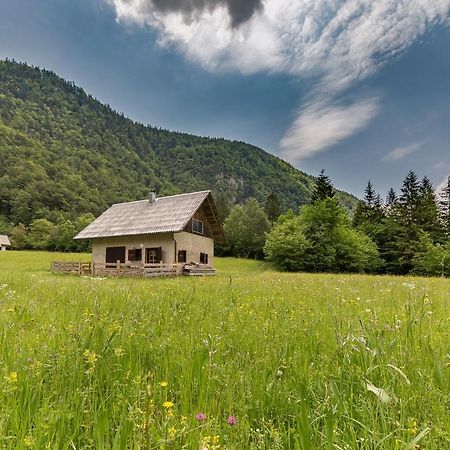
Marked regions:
[0,251,448,449]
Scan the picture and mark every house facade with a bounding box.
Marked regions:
[74,191,224,268]
[0,235,11,251]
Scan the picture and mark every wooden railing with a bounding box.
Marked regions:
[52,261,184,277]
[92,262,184,277]
[51,261,92,275]
[51,261,215,277]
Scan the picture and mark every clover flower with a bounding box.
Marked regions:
[196,412,207,421]
[227,415,237,426]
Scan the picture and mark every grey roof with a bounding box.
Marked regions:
[0,235,11,246]
[74,190,223,240]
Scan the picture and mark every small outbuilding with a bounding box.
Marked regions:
[74,190,225,271]
[0,235,11,251]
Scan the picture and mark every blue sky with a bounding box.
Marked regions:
[1,0,450,198]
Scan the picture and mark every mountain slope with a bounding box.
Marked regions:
[0,59,357,226]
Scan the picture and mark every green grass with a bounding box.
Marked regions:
[0,251,449,449]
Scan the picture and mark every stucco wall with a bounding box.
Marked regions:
[91,233,176,265]
[174,231,214,266]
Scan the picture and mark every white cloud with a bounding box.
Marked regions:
[382,142,424,161]
[281,97,379,161]
[108,0,450,160]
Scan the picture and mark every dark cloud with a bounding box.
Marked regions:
[150,0,263,27]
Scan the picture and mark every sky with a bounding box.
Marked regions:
[1,0,450,198]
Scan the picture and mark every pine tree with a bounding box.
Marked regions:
[364,181,376,208]
[417,177,442,241]
[399,171,420,225]
[385,188,398,218]
[353,181,384,227]
[265,192,282,223]
[311,170,335,203]
[386,188,397,207]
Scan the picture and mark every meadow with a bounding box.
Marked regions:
[0,251,448,449]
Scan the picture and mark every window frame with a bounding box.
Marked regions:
[200,252,209,265]
[192,218,204,235]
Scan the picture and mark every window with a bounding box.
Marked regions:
[128,248,142,262]
[178,250,187,263]
[200,252,208,264]
[192,218,204,235]
[106,246,126,264]
[146,247,162,264]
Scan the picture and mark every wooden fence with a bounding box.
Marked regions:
[51,261,92,275]
[51,261,185,277]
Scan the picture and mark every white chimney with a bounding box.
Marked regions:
[149,191,156,204]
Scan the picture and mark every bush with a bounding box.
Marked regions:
[264,199,380,273]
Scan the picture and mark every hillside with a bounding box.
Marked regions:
[0,59,357,226]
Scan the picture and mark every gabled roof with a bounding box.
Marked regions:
[0,235,11,246]
[74,190,225,241]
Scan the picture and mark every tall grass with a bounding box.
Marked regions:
[0,251,449,449]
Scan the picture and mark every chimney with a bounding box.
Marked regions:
[149,191,156,204]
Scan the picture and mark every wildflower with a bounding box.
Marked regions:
[163,401,174,409]
[196,412,207,421]
[160,381,168,387]
[83,349,97,365]
[168,426,177,438]
[5,371,17,384]
[114,347,124,357]
[83,349,98,374]
[227,415,237,426]
[23,436,34,447]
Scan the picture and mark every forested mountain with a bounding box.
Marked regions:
[0,59,356,227]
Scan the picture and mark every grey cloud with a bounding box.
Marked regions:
[149,0,263,27]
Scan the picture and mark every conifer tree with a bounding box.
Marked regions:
[311,170,335,203]
[417,177,442,241]
[399,171,420,225]
[385,188,398,218]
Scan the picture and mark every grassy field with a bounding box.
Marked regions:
[0,251,448,449]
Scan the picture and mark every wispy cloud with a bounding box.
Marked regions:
[281,97,379,162]
[382,142,424,161]
[108,0,450,160]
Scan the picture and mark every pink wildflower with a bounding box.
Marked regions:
[195,412,207,421]
[227,415,237,426]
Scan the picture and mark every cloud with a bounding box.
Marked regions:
[281,97,379,162]
[108,0,450,160]
[147,0,263,28]
[382,142,424,161]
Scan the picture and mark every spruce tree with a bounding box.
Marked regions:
[399,171,420,225]
[417,177,442,241]
[311,170,335,203]
[385,188,398,218]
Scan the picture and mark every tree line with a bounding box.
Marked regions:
[221,170,450,277]
[1,214,94,252]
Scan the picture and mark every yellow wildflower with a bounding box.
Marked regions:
[23,436,34,447]
[163,401,174,409]
[114,347,124,357]
[168,426,177,438]
[5,371,17,384]
[160,381,168,387]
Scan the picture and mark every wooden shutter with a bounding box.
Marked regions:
[156,247,162,263]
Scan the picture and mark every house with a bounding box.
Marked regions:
[0,235,11,251]
[74,190,224,270]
